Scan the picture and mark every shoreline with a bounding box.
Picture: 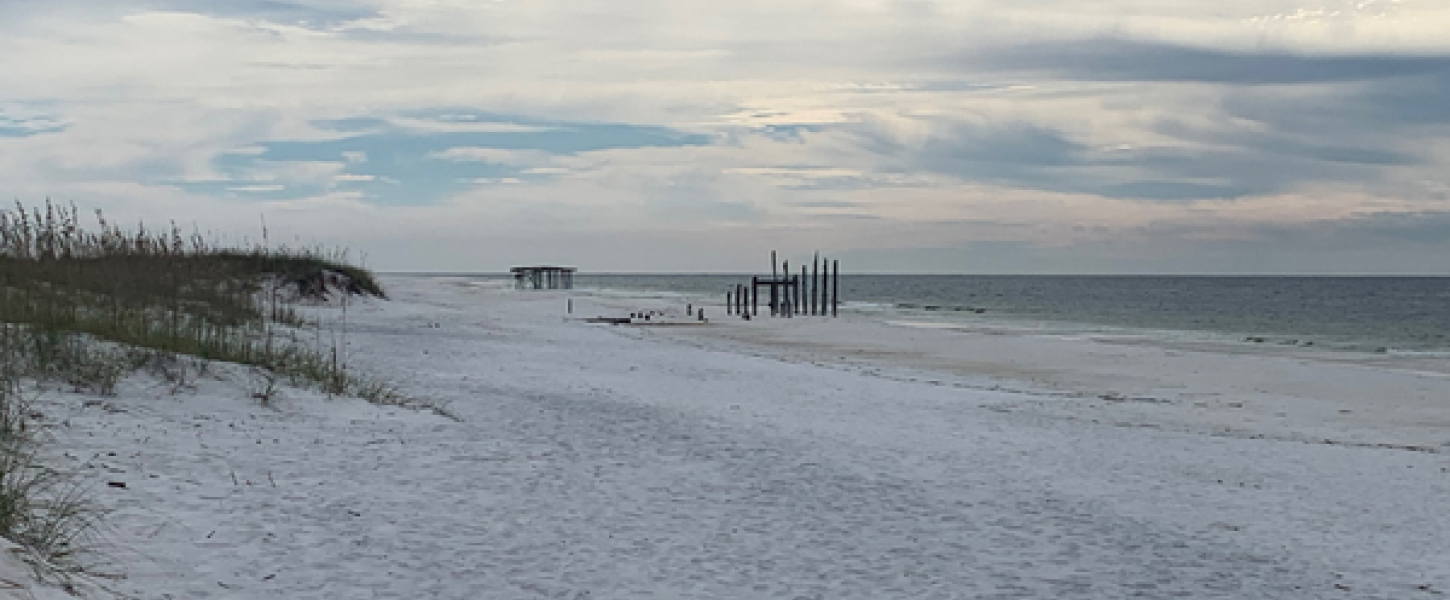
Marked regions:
[29,274,1450,598]
[422,273,1450,358]
[542,277,1450,453]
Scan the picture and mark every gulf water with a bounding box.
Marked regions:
[560,274,1450,356]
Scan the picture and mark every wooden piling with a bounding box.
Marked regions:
[770,280,778,316]
[821,256,828,315]
[832,259,839,317]
[812,254,819,315]
[771,251,779,316]
[754,276,765,315]
[793,269,800,315]
[800,265,807,315]
[791,275,797,317]
[817,257,825,316]
[796,275,801,316]
[789,276,796,318]
[784,261,792,317]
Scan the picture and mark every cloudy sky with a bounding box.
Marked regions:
[3,0,1449,273]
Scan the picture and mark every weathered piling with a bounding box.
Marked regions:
[811,254,819,315]
[832,259,839,317]
[771,252,780,315]
[729,251,840,321]
[783,260,791,318]
[752,278,759,316]
[800,265,808,315]
[817,255,825,316]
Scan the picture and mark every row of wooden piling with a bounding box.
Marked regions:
[726,251,839,318]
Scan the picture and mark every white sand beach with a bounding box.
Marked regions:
[26,275,1450,598]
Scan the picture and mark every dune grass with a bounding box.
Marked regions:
[0,201,393,396]
[0,200,408,578]
[0,327,106,583]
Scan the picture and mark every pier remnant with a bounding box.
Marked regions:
[812,253,819,315]
[731,252,839,320]
[832,259,838,317]
[511,266,576,290]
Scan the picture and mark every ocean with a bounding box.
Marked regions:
[551,274,1450,357]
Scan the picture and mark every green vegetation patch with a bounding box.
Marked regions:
[0,202,390,393]
[0,201,407,578]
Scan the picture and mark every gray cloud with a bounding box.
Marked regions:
[5,1,1450,273]
[0,0,379,30]
[145,0,377,26]
[840,116,1405,201]
[841,117,1226,199]
[1150,118,1418,166]
[0,113,67,138]
[835,35,1450,202]
[970,38,1450,85]
[1215,73,1450,144]
[842,211,1450,275]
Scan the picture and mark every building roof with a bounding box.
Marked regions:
[509,266,577,273]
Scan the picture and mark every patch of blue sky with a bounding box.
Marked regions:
[146,0,378,28]
[313,116,393,134]
[398,109,555,127]
[0,113,67,138]
[182,113,714,205]
[752,123,829,142]
[178,179,330,202]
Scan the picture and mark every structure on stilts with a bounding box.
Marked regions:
[511,266,577,290]
[725,251,840,319]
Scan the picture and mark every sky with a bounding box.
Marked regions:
[2,0,1449,273]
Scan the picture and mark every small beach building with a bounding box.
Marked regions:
[511,266,576,290]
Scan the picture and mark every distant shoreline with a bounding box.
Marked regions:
[414,273,1450,361]
[430,274,1450,453]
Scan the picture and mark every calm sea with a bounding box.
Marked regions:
[554,274,1450,356]
[415,273,1450,356]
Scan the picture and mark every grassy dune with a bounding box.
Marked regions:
[0,201,397,579]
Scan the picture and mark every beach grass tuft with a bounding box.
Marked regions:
[0,200,410,576]
[0,349,104,583]
[0,201,389,395]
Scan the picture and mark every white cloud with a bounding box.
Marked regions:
[428,148,552,165]
[391,118,556,133]
[1,0,1448,270]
